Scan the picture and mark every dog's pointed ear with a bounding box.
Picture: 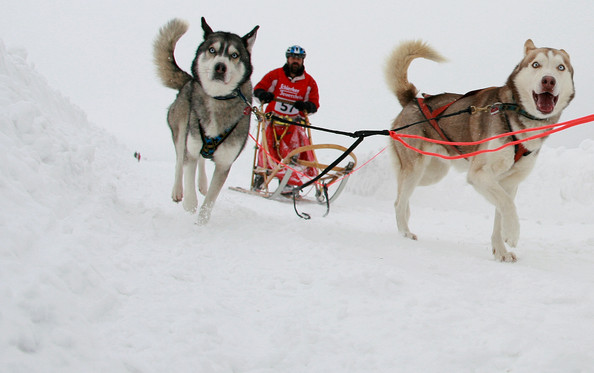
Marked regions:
[242,25,259,54]
[524,39,536,54]
[201,17,214,37]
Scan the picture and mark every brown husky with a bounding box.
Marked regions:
[385,40,574,261]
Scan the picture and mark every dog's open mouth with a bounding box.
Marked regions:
[533,91,558,114]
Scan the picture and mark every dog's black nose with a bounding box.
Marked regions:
[541,76,556,92]
[215,63,227,74]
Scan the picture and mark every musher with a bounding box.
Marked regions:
[252,45,320,193]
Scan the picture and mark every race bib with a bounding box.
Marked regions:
[274,101,299,116]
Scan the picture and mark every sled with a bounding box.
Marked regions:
[233,101,357,204]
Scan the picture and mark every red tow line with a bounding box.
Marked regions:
[389,114,594,161]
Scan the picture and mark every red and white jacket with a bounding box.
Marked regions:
[254,65,320,117]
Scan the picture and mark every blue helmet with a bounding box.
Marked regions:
[286,45,306,59]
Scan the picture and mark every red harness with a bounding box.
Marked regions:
[416,96,530,162]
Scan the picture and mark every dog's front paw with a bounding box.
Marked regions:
[172,186,183,203]
[182,192,198,213]
[493,248,517,262]
[196,206,212,225]
[402,231,418,241]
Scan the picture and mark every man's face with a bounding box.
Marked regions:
[287,56,304,74]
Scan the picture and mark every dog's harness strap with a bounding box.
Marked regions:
[502,112,532,162]
[514,141,531,162]
[213,88,243,101]
[416,98,466,157]
[198,121,240,159]
[197,88,252,159]
[492,103,544,122]
[415,91,538,163]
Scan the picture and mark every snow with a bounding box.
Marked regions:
[2,3,594,372]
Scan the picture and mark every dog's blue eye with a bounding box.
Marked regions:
[231,52,239,59]
[558,64,565,71]
[532,62,540,68]
[209,47,216,54]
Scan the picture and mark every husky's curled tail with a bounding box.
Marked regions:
[384,40,446,107]
[153,18,192,90]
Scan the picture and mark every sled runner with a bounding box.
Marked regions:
[232,100,357,204]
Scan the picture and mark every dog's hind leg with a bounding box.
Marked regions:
[394,153,449,240]
[394,163,424,240]
[169,108,188,203]
[197,164,231,225]
[395,201,416,240]
[172,138,185,203]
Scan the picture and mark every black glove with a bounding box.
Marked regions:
[254,89,274,104]
[293,101,317,114]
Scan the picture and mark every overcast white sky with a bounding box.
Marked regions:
[3,0,593,159]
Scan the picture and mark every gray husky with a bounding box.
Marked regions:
[153,18,258,224]
[385,40,574,261]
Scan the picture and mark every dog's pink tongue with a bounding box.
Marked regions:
[535,92,555,114]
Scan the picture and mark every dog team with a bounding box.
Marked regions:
[153,17,574,261]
